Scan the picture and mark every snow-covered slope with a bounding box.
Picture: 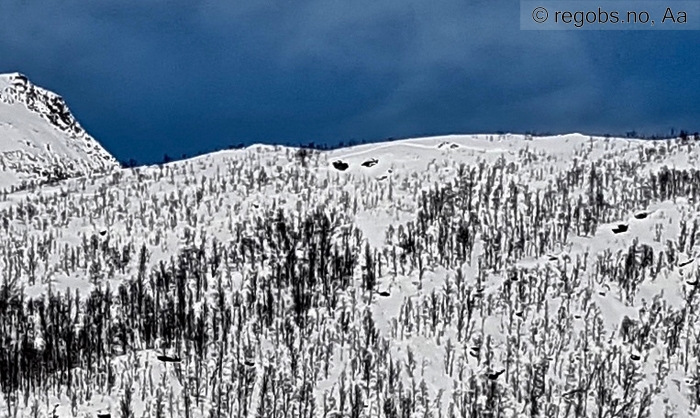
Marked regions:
[2,133,700,418]
[0,72,119,191]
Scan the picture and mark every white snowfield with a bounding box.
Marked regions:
[1,76,700,418]
[0,73,119,191]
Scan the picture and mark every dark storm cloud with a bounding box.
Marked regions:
[0,0,698,163]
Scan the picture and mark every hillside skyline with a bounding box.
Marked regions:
[1,69,698,166]
[1,1,698,164]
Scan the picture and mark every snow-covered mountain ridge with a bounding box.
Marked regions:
[0,72,119,191]
[2,128,700,417]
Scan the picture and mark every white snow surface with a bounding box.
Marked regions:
[0,72,119,191]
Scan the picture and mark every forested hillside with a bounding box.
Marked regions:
[1,134,700,418]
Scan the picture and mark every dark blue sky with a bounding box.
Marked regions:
[1,0,698,164]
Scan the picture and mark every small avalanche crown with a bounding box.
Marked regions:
[0,72,119,190]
